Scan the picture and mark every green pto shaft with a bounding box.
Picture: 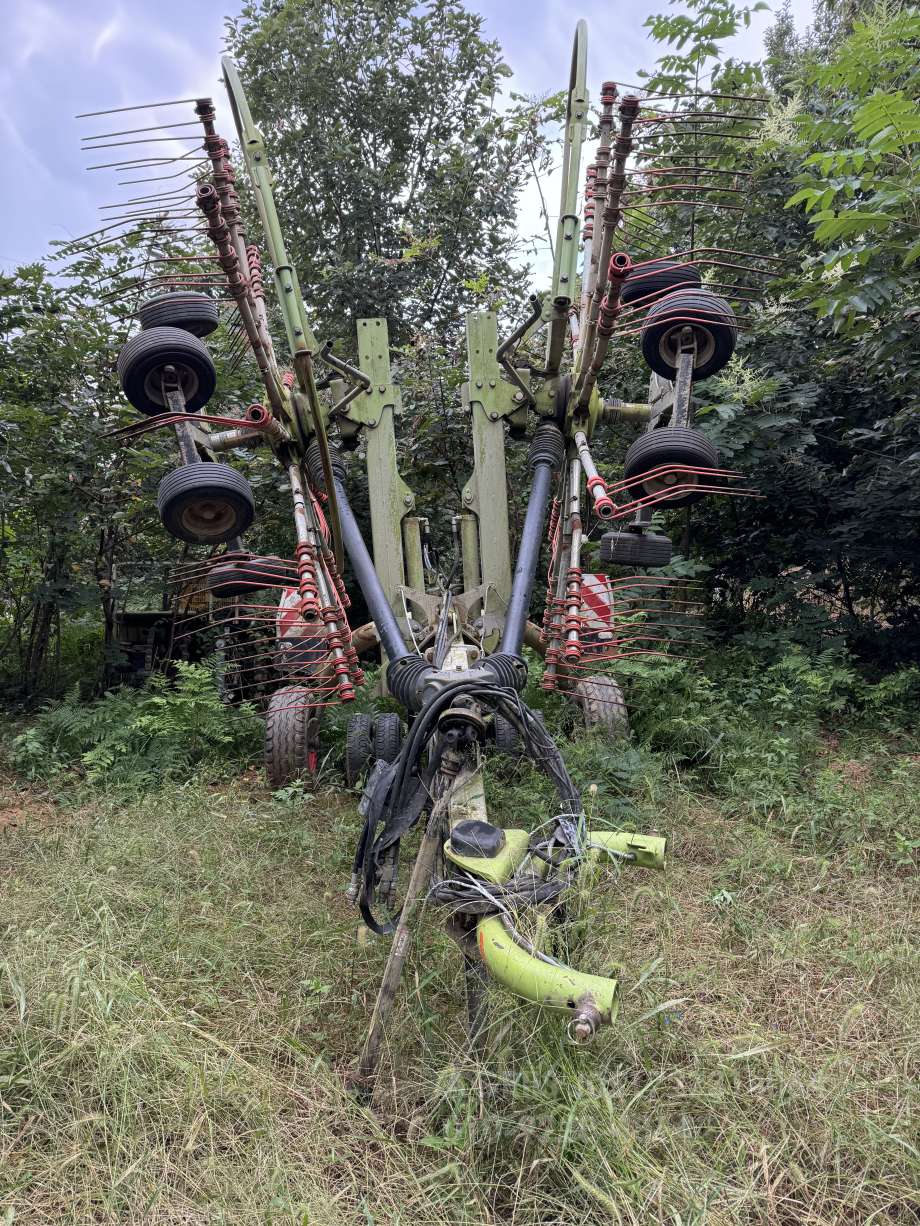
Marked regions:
[587,830,668,871]
[476,916,618,1026]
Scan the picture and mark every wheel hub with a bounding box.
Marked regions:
[179,496,238,539]
[144,362,200,408]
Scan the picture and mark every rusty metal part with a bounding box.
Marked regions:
[581,80,617,332]
[569,998,602,1043]
[563,455,584,663]
[575,250,631,410]
[196,182,285,417]
[110,403,288,446]
[573,430,614,519]
[574,94,639,402]
[317,341,372,416]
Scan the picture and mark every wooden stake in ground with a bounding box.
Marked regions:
[357,792,449,1088]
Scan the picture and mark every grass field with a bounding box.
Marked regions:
[1,712,918,1224]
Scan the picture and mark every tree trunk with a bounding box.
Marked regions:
[23,534,68,697]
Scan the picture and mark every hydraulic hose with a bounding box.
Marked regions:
[305,439,409,662]
[499,424,565,657]
[334,478,410,663]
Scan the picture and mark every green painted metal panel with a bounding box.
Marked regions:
[460,312,513,635]
[443,828,531,884]
[354,318,413,618]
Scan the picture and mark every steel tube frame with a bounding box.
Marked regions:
[334,476,409,663]
[499,460,556,657]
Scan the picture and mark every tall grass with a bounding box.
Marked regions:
[1,651,918,1223]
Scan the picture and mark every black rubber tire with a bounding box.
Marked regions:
[345,713,374,787]
[622,427,719,509]
[492,710,546,757]
[137,292,220,338]
[599,530,673,568]
[264,685,320,790]
[117,326,217,414]
[620,259,702,307]
[206,555,291,597]
[572,675,629,736]
[493,712,521,756]
[373,713,403,763]
[157,463,255,545]
[640,290,737,381]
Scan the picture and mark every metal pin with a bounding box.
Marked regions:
[76,98,206,118]
[81,120,203,141]
[82,134,204,151]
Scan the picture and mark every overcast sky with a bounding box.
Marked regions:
[1,0,814,273]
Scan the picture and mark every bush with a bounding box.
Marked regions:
[11,662,262,788]
[615,648,918,816]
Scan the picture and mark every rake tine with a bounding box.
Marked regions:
[76,98,205,118]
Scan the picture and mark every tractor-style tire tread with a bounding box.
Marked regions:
[620,259,702,306]
[264,685,318,790]
[373,713,403,763]
[640,289,737,381]
[599,530,673,568]
[117,325,216,415]
[156,463,255,545]
[345,713,375,787]
[138,292,220,337]
[622,427,719,510]
[572,675,630,736]
[206,555,290,597]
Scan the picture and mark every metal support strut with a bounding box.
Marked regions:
[499,425,565,657]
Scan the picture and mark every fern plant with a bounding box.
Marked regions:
[11,662,262,788]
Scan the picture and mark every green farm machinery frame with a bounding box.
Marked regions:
[74,20,775,1081]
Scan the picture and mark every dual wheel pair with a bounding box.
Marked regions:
[596,260,729,571]
[620,259,738,383]
[117,293,256,546]
[344,713,406,787]
[595,424,718,569]
[265,694,405,792]
[340,682,627,787]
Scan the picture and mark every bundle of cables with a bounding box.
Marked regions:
[351,679,583,935]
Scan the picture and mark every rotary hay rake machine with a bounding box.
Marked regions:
[70,20,780,1078]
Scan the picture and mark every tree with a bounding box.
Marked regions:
[224,0,546,346]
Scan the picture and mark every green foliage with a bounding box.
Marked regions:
[642,0,769,94]
[784,4,920,330]
[11,663,262,788]
[225,0,550,345]
[618,650,918,828]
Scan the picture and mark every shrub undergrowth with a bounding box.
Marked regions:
[10,662,262,788]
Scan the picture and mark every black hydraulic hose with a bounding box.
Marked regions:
[499,424,565,657]
[334,478,409,662]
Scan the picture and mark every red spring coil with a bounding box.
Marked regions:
[294,542,320,616]
[587,474,615,518]
[547,497,560,543]
[246,244,265,300]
